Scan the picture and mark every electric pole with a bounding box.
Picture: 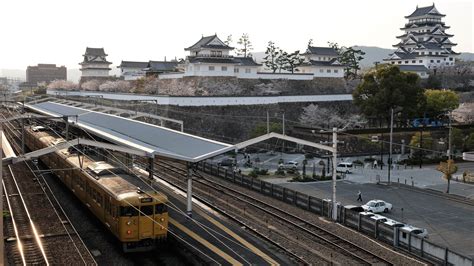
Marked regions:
[332,127,338,221]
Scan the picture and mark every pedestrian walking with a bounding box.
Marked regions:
[357,190,362,202]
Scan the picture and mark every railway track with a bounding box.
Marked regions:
[3,165,50,265]
[1,109,96,265]
[153,160,393,265]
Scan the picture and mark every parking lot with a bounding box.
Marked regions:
[278,180,474,257]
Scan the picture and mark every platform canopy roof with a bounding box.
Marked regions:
[26,101,234,162]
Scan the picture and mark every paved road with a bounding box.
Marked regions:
[277,180,474,257]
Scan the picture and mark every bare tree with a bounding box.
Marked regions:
[81,80,102,91]
[99,80,132,92]
[47,80,78,91]
[299,104,365,129]
[236,33,253,57]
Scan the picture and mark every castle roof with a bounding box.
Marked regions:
[398,65,429,72]
[185,35,233,51]
[303,58,344,67]
[118,61,149,69]
[145,61,179,72]
[405,4,445,18]
[304,46,339,56]
[233,57,261,66]
[84,47,107,56]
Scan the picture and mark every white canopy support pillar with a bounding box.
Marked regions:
[3,138,151,165]
[186,163,193,218]
[234,131,340,221]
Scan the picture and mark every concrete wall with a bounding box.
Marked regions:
[158,72,185,79]
[139,76,354,96]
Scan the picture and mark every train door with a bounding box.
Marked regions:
[139,205,154,238]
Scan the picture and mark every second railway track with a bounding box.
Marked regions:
[152,159,394,265]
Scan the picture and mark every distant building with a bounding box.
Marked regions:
[184,35,260,78]
[298,46,345,77]
[79,47,112,79]
[384,4,458,77]
[26,64,67,85]
[118,61,148,80]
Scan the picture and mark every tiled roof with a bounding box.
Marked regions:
[85,47,107,56]
[305,58,344,66]
[119,61,149,68]
[398,65,429,72]
[305,46,339,56]
[188,57,237,64]
[145,61,179,72]
[185,35,233,51]
[233,57,261,66]
[405,4,445,18]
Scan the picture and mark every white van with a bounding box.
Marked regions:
[336,162,353,173]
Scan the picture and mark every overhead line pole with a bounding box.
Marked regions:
[388,108,394,184]
[332,127,338,221]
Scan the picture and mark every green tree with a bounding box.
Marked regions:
[224,34,233,46]
[424,75,442,89]
[451,128,464,151]
[410,132,434,149]
[424,89,459,116]
[283,50,304,73]
[236,33,253,57]
[250,122,282,138]
[353,65,424,122]
[465,133,474,150]
[410,132,433,158]
[436,159,458,193]
[275,50,288,73]
[329,42,365,79]
[263,41,280,73]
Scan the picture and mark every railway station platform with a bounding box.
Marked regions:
[24,101,291,265]
[136,168,290,265]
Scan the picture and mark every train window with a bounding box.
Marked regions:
[140,205,153,216]
[120,206,138,217]
[155,204,168,214]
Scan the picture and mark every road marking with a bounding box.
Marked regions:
[169,218,243,266]
[196,209,280,266]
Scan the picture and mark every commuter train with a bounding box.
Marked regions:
[25,127,169,252]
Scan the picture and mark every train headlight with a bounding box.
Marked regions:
[160,218,164,222]
[126,221,131,226]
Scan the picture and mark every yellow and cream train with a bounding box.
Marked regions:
[25,127,169,252]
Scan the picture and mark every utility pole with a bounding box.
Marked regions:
[448,112,452,160]
[388,108,394,184]
[282,113,285,135]
[419,126,423,169]
[332,127,338,221]
[266,111,269,134]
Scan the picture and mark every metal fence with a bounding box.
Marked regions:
[197,161,473,266]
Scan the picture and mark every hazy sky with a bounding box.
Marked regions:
[1,0,472,69]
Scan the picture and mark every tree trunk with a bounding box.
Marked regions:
[446,178,450,193]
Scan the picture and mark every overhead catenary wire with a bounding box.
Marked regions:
[15,109,255,265]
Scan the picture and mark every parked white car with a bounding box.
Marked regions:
[336,162,353,173]
[281,161,298,170]
[362,200,393,213]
